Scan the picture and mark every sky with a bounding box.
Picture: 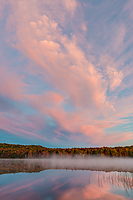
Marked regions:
[0,0,133,148]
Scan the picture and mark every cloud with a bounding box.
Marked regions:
[107,67,123,91]
[0,0,133,146]
[0,176,44,200]
[59,184,127,200]
[0,1,5,19]
[123,0,133,19]
[0,68,25,101]
[62,0,77,14]
[0,112,47,140]
[0,96,14,111]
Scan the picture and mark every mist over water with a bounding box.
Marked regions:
[30,156,133,171]
[1,156,133,173]
[0,156,133,199]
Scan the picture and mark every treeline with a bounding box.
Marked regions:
[0,143,133,158]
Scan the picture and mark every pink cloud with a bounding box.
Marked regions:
[0,0,133,146]
[0,177,44,200]
[107,67,123,91]
[103,132,133,146]
[58,184,127,200]
[39,40,60,51]
[54,130,69,139]
[3,1,108,112]
[27,93,132,145]
[0,68,25,100]
[62,0,77,14]
[27,92,64,112]
[0,112,47,140]
[52,180,68,191]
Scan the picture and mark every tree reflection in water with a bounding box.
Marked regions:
[0,157,133,174]
[0,159,133,200]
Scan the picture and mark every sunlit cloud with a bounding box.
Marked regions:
[0,0,133,146]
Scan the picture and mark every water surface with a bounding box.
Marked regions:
[0,157,133,200]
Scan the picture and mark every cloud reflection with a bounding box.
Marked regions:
[0,168,132,200]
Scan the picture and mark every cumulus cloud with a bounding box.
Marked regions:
[107,67,123,90]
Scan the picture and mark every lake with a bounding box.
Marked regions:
[0,157,133,200]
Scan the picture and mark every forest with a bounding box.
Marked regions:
[0,143,133,158]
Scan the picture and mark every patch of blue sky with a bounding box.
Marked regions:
[48,122,56,127]
[0,96,37,116]
[105,86,111,97]
[83,2,126,40]
[118,87,133,99]
[58,23,72,40]
[48,121,57,128]
[0,129,36,145]
[87,0,111,6]
[113,139,133,147]
[104,122,133,135]
[1,43,24,65]
[122,53,133,64]
[116,47,133,63]
[124,123,133,132]
[0,39,30,76]
[0,4,11,26]
[23,73,53,95]
[0,129,53,147]
[119,116,133,120]
[0,95,16,111]
[63,100,76,113]
[20,101,37,115]
[45,116,57,127]
[106,82,133,100]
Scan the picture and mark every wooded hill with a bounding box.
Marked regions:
[0,143,133,158]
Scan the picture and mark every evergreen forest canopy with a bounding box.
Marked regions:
[0,143,133,158]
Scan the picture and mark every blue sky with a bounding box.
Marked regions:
[0,0,133,147]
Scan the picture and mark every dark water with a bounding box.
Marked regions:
[0,158,133,200]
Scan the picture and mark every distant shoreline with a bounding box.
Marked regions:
[0,143,133,158]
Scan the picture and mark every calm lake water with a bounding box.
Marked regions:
[0,157,133,200]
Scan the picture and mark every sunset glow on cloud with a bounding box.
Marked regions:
[0,0,133,147]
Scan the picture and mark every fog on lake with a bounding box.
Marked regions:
[0,156,133,200]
